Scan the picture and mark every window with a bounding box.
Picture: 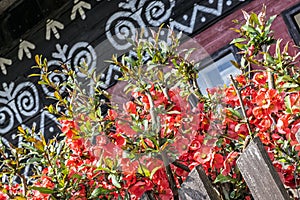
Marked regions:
[196,45,241,95]
[282,3,300,46]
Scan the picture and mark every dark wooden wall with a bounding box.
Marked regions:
[194,0,300,58]
[2,0,294,148]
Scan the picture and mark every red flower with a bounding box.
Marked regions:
[0,192,8,200]
[67,138,85,156]
[121,158,139,174]
[210,153,224,170]
[110,133,126,147]
[224,86,239,106]
[276,114,291,134]
[252,107,266,119]
[222,152,239,176]
[144,138,155,149]
[252,72,267,85]
[116,120,137,137]
[129,180,153,199]
[253,88,283,114]
[248,44,255,56]
[106,109,118,120]
[193,144,212,164]
[288,92,300,113]
[189,138,202,151]
[60,119,77,138]
[124,101,137,115]
[235,75,247,85]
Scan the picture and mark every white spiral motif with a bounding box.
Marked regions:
[106,11,143,51]
[0,105,14,135]
[13,82,39,117]
[67,42,97,78]
[41,60,66,96]
[141,0,175,26]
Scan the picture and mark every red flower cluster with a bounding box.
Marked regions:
[2,68,300,199]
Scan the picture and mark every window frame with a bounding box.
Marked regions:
[196,44,241,94]
[282,3,300,46]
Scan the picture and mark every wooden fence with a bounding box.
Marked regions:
[145,137,294,200]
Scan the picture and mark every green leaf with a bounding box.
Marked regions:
[157,70,164,81]
[167,110,181,115]
[21,143,38,153]
[230,60,241,69]
[138,164,151,177]
[71,173,82,180]
[275,39,282,62]
[28,74,41,77]
[150,166,162,180]
[105,158,114,169]
[265,53,274,63]
[17,126,26,134]
[47,104,54,114]
[230,190,236,198]
[265,15,277,32]
[241,25,257,33]
[31,186,54,194]
[27,157,42,164]
[250,13,259,25]
[34,141,44,152]
[276,75,293,83]
[213,174,235,184]
[108,174,121,188]
[226,108,242,119]
[230,38,246,44]
[282,82,299,89]
[54,91,61,100]
[89,187,111,199]
[234,43,246,50]
[284,95,292,114]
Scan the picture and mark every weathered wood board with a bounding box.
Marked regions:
[179,165,221,200]
[237,137,290,200]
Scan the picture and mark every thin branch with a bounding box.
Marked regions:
[172,160,190,172]
[230,75,252,138]
[262,44,276,89]
[145,91,178,200]
[161,151,179,200]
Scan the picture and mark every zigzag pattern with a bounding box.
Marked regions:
[170,0,224,34]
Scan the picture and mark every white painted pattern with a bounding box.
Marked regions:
[46,19,65,40]
[100,64,120,89]
[67,42,97,78]
[141,0,175,26]
[0,57,12,75]
[71,0,91,21]
[51,42,97,78]
[40,59,66,96]
[105,10,147,51]
[18,40,36,60]
[0,82,39,135]
[170,0,224,33]
[39,110,58,135]
[106,0,229,49]
[105,0,174,50]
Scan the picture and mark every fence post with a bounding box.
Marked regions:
[237,137,290,200]
[178,165,221,200]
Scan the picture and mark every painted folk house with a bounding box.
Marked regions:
[0,0,299,148]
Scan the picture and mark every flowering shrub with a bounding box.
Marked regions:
[0,6,300,200]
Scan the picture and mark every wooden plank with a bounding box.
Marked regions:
[179,165,221,200]
[237,137,290,200]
